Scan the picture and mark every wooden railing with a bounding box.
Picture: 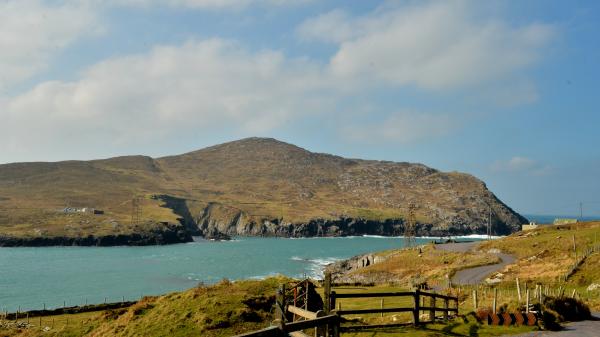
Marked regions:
[323,272,458,330]
[329,289,458,327]
[233,285,340,337]
[234,273,459,336]
[232,314,339,337]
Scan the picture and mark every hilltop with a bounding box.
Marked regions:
[0,137,527,245]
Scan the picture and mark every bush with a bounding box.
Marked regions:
[543,296,592,322]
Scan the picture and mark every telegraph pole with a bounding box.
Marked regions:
[487,204,492,240]
[579,202,583,220]
[131,196,143,226]
[404,203,417,249]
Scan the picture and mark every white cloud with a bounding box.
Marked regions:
[493,157,536,171]
[300,1,555,91]
[342,111,457,144]
[297,9,357,43]
[0,1,558,162]
[0,0,100,92]
[0,39,335,161]
[95,0,312,9]
[492,156,552,175]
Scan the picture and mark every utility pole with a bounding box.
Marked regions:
[579,202,583,220]
[404,203,417,249]
[131,196,143,226]
[487,204,492,240]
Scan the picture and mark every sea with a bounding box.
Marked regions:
[0,235,487,312]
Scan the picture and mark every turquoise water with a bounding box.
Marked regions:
[0,236,477,312]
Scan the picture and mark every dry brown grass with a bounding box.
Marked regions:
[347,245,499,286]
[0,138,525,239]
[478,221,600,282]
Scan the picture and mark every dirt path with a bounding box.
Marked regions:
[436,242,516,285]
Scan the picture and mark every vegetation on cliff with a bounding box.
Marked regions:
[0,137,527,244]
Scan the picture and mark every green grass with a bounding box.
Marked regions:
[315,285,537,337]
[0,279,541,337]
[0,278,287,337]
[343,314,537,337]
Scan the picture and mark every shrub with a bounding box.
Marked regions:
[543,296,592,322]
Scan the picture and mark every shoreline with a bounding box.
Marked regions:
[0,230,500,248]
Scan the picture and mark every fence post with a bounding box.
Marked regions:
[526,289,530,314]
[275,284,286,332]
[429,296,435,322]
[472,290,478,311]
[572,235,577,260]
[323,272,331,314]
[443,298,449,321]
[380,298,384,318]
[413,289,420,326]
[330,292,336,316]
[314,310,325,337]
[332,314,340,337]
[492,288,497,315]
[516,278,522,302]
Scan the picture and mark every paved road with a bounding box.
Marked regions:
[436,242,516,285]
[508,313,600,337]
[436,243,600,336]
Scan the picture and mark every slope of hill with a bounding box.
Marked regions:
[0,137,527,246]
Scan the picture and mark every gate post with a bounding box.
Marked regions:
[443,298,449,321]
[413,289,420,326]
[324,272,331,314]
[429,295,435,322]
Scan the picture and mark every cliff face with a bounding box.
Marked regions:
[0,137,527,244]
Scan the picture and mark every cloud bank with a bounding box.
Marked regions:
[0,0,556,162]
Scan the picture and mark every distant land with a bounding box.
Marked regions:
[0,137,527,246]
[525,214,599,224]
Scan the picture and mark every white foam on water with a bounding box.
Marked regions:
[290,256,343,280]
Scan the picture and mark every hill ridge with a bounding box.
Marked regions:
[0,137,527,245]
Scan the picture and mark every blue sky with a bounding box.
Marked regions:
[1,0,599,217]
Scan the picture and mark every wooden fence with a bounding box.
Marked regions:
[323,272,458,331]
[234,273,459,337]
[233,284,340,337]
[563,242,600,282]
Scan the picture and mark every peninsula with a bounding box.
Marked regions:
[0,138,527,246]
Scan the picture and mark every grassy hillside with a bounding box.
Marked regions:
[478,221,600,310]
[478,221,600,283]
[0,137,527,242]
[1,278,284,337]
[0,279,537,337]
[330,245,500,286]
[329,221,600,312]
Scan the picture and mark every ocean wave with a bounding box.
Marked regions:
[290,256,343,279]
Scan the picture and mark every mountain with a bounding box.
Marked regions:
[0,137,527,246]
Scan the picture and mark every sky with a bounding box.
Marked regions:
[1,0,599,217]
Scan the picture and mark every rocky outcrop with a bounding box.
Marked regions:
[192,201,522,238]
[0,224,191,247]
